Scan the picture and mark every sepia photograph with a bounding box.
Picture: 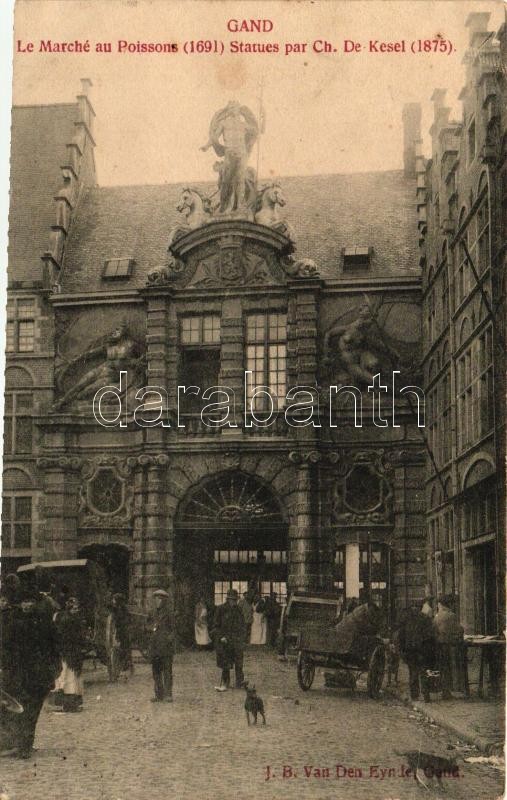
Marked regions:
[0,1,505,798]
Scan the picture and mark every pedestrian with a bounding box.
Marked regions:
[264,592,281,648]
[109,593,132,676]
[0,591,22,754]
[250,595,267,645]
[53,596,88,712]
[1,574,21,605]
[6,586,61,758]
[238,591,254,640]
[194,596,211,648]
[397,602,437,703]
[212,588,246,691]
[421,595,434,619]
[433,594,464,700]
[148,589,175,703]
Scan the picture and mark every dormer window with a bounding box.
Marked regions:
[342,246,371,271]
[102,258,135,280]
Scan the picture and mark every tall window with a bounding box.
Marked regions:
[475,191,490,275]
[3,392,33,455]
[179,314,221,413]
[442,262,450,327]
[467,118,476,165]
[245,313,287,411]
[180,314,220,345]
[441,372,452,464]
[455,236,471,308]
[478,327,494,434]
[6,298,37,353]
[427,287,436,342]
[1,495,32,549]
[457,326,494,451]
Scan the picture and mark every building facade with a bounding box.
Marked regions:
[3,86,428,642]
[418,13,506,634]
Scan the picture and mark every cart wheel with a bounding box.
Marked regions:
[297,652,315,691]
[367,645,385,699]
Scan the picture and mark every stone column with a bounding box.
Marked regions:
[130,454,172,610]
[37,456,82,559]
[389,451,427,616]
[286,277,331,592]
[287,454,323,592]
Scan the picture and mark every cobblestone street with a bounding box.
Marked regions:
[0,649,503,800]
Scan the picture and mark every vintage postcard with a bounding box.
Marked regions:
[0,1,505,798]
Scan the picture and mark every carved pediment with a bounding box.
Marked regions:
[160,220,294,289]
[188,243,275,287]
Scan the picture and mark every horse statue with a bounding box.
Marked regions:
[167,187,212,248]
[176,187,212,229]
[254,183,286,227]
[254,183,294,239]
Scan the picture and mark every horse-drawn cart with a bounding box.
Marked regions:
[296,602,386,699]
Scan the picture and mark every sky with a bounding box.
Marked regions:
[5,0,507,187]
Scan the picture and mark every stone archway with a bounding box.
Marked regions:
[174,470,288,646]
[78,542,131,599]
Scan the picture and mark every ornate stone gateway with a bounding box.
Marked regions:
[174,472,288,645]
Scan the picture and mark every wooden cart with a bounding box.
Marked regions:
[296,605,386,699]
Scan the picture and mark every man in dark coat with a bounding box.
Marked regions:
[397,603,436,703]
[212,588,247,691]
[0,591,22,754]
[264,592,282,648]
[148,589,175,702]
[7,587,61,758]
[433,594,464,699]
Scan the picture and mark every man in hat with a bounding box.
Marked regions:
[397,602,436,703]
[6,587,61,758]
[211,588,247,691]
[434,594,464,700]
[148,590,175,702]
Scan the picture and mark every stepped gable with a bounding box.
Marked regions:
[60,169,419,293]
[8,103,80,284]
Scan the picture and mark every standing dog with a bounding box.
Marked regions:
[395,750,459,790]
[244,683,266,726]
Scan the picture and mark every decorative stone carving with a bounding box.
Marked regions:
[329,449,394,526]
[288,450,321,464]
[282,255,319,278]
[37,456,83,471]
[323,303,387,387]
[125,454,170,469]
[54,323,145,410]
[188,241,275,287]
[79,461,133,529]
[324,301,423,389]
[146,257,184,286]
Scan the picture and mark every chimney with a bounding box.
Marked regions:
[402,103,422,177]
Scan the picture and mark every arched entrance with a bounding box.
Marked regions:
[78,543,131,599]
[175,471,288,646]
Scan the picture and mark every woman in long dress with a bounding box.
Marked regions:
[54,596,87,712]
[250,597,267,645]
[194,597,211,648]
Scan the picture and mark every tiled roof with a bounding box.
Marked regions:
[61,171,419,292]
[8,104,80,284]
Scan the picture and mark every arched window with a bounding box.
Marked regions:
[459,316,471,346]
[476,172,490,275]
